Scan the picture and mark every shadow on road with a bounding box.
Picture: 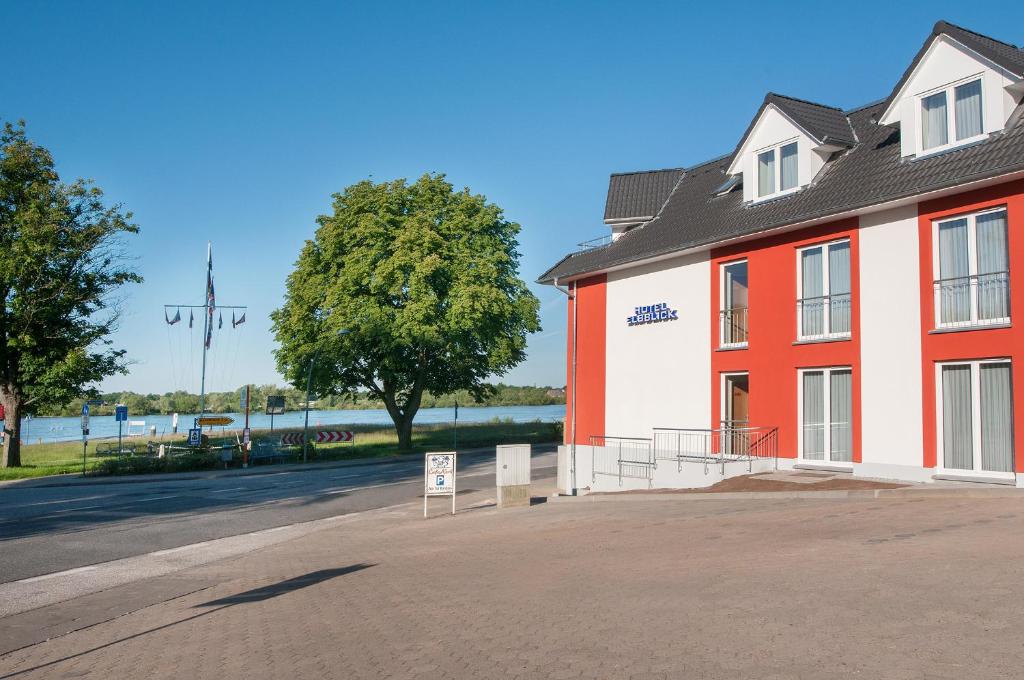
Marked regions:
[197,564,376,607]
[0,565,376,680]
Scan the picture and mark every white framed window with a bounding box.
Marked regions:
[918,75,985,155]
[798,367,853,464]
[932,207,1009,330]
[754,140,799,200]
[796,239,851,341]
[936,359,1014,478]
[719,260,748,348]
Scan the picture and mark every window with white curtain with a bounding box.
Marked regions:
[757,149,775,198]
[933,207,1009,329]
[797,239,851,340]
[755,140,799,200]
[919,77,984,153]
[800,367,853,463]
[938,360,1013,476]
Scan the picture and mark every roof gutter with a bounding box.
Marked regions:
[604,216,654,225]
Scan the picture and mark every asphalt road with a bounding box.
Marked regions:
[0,448,557,584]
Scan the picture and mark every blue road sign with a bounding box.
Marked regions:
[81,403,90,417]
[115,405,128,422]
[188,428,202,447]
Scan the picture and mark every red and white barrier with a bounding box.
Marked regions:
[280,431,355,446]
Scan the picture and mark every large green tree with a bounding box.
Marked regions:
[272,173,541,450]
[0,121,140,467]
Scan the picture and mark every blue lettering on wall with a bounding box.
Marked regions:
[626,302,678,326]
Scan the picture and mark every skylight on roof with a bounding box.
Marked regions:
[714,175,742,196]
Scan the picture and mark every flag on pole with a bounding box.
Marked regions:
[165,308,181,325]
[205,245,216,349]
[189,310,194,328]
[232,312,246,328]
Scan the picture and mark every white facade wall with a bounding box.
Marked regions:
[857,204,926,480]
[729,106,828,203]
[884,36,1020,158]
[604,253,711,439]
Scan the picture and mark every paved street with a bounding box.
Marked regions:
[0,448,557,584]
[3,484,1024,678]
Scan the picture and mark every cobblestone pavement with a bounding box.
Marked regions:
[3,488,1024,679]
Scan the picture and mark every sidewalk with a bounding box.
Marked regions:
[3,481,1024,678]
[0,443,557,490]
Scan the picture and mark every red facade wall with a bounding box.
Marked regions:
[709,218,862,460]
[565,275,606,445]
[917,179,1024,472]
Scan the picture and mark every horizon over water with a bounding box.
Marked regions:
[15,403,565,445]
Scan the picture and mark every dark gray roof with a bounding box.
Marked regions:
[931,21,1024,76]
[766,93,857,147]
[882,21,1024,119]
[540,21,1024,285]
[540,101,1024,283]
[603,168,684,221]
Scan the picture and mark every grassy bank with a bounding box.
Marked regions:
[0,419,563,481]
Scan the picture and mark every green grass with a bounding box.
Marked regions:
[0,419,563,481]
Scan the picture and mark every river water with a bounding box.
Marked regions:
[12,404,566,445]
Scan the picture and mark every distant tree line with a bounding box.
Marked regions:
[35,383,565,417]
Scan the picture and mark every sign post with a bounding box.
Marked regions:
[424,452,457,517]
[266,395,285,432]
[81,404,90,477]
[240,385,250,467]
[453,400,459,452]
[115,404,128,454]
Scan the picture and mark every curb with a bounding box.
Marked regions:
[548,486,1024,502]
[0,443,558,490]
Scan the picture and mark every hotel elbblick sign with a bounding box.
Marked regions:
[627,302,678,326]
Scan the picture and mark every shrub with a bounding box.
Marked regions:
[97,451,228,475]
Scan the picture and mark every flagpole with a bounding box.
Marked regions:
[199,241,211,418]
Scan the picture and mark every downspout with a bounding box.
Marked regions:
[553,277,577,495]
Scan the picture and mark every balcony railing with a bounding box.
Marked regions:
[575,234,613,253]
[797,293,851,341]
[800,420,853,462]
[719,306,748,347]
[933,271,1010,329]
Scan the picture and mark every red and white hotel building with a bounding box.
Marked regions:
[541,21,1024,490]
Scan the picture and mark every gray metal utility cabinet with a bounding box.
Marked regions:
[496,444,531,508]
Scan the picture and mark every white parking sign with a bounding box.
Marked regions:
[424,452,456,517]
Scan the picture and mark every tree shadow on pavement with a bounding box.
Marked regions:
[196,564,375,607]
[0,564,376,680]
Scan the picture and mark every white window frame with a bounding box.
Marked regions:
[934,358,1015,480]
[752,138,800,202]
[796,238,852,341]
[719,259,748,348]
[931,206,1010,330]
[720,372,749,428]
[915,74,987,158]
[797,366,854,466]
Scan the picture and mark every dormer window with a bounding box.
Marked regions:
[756,140,799,200]
[920,77,984,153]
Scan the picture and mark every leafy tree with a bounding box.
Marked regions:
[0,121,140,467]
[272,174,541,450]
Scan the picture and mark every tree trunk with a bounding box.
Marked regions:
[381,381,425,453]
[1,394,22,468]
[396,414,414,452]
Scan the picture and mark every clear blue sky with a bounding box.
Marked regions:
[6,1,1023,394]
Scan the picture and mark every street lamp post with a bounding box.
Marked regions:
[303,328,350,463]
